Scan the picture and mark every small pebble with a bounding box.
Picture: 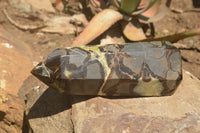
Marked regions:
[162,29,169,34]
[1,43,13,48]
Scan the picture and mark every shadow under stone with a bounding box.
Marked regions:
[0,111,6,121]
[21,76,139,120]
[192,0,200,8]
[27,88,142,119]
[27,88,71,119]
[27,88,97,119]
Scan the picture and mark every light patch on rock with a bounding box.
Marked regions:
[122,127,130,133]
[0,79,6,89]
[0,94,8,103]
[32,61,39,66]
[2,70,7,73]
[1,42,13,48]
[185,71,191,75]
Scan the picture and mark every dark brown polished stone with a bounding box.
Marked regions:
[31,41,182,97]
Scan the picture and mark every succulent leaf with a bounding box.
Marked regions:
[138,0,170,23]
[72,9,123,46]
[132,0,158,15]
[142,28,200,42]
[110,0,120,8]
[120,0,141,14]
[146,7,169,22]
[121,20,146,41]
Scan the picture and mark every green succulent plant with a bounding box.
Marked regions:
[71,0,200,47]
[111,0,156,15]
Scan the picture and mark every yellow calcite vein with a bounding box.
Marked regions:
[133,77,164,96]
[80,45,111,95]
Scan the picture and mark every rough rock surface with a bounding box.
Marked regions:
[0,29,33,133]
[19,76,74,133]
[22,70,200,133]
[0,93,23,133]
[0,29,33,97]
[71,70,200,133]
[22,0,56,12]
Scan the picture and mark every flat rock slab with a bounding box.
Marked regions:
[19,76,74,133]
[0,28,33,133]
[0,28,33,97]
[71,70,200,133]
[0,93,23,133]
[22,70,200,133]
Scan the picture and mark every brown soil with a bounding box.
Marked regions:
[0,0,199,79]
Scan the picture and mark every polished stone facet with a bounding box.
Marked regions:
[31,41,182,97]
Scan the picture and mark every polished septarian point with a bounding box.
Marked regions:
[31,41,182,97]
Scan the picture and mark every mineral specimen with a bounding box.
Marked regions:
[31,41,182,96]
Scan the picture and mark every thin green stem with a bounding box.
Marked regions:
[142,29,200,42]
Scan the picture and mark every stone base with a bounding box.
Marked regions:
[20,70,200,133]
